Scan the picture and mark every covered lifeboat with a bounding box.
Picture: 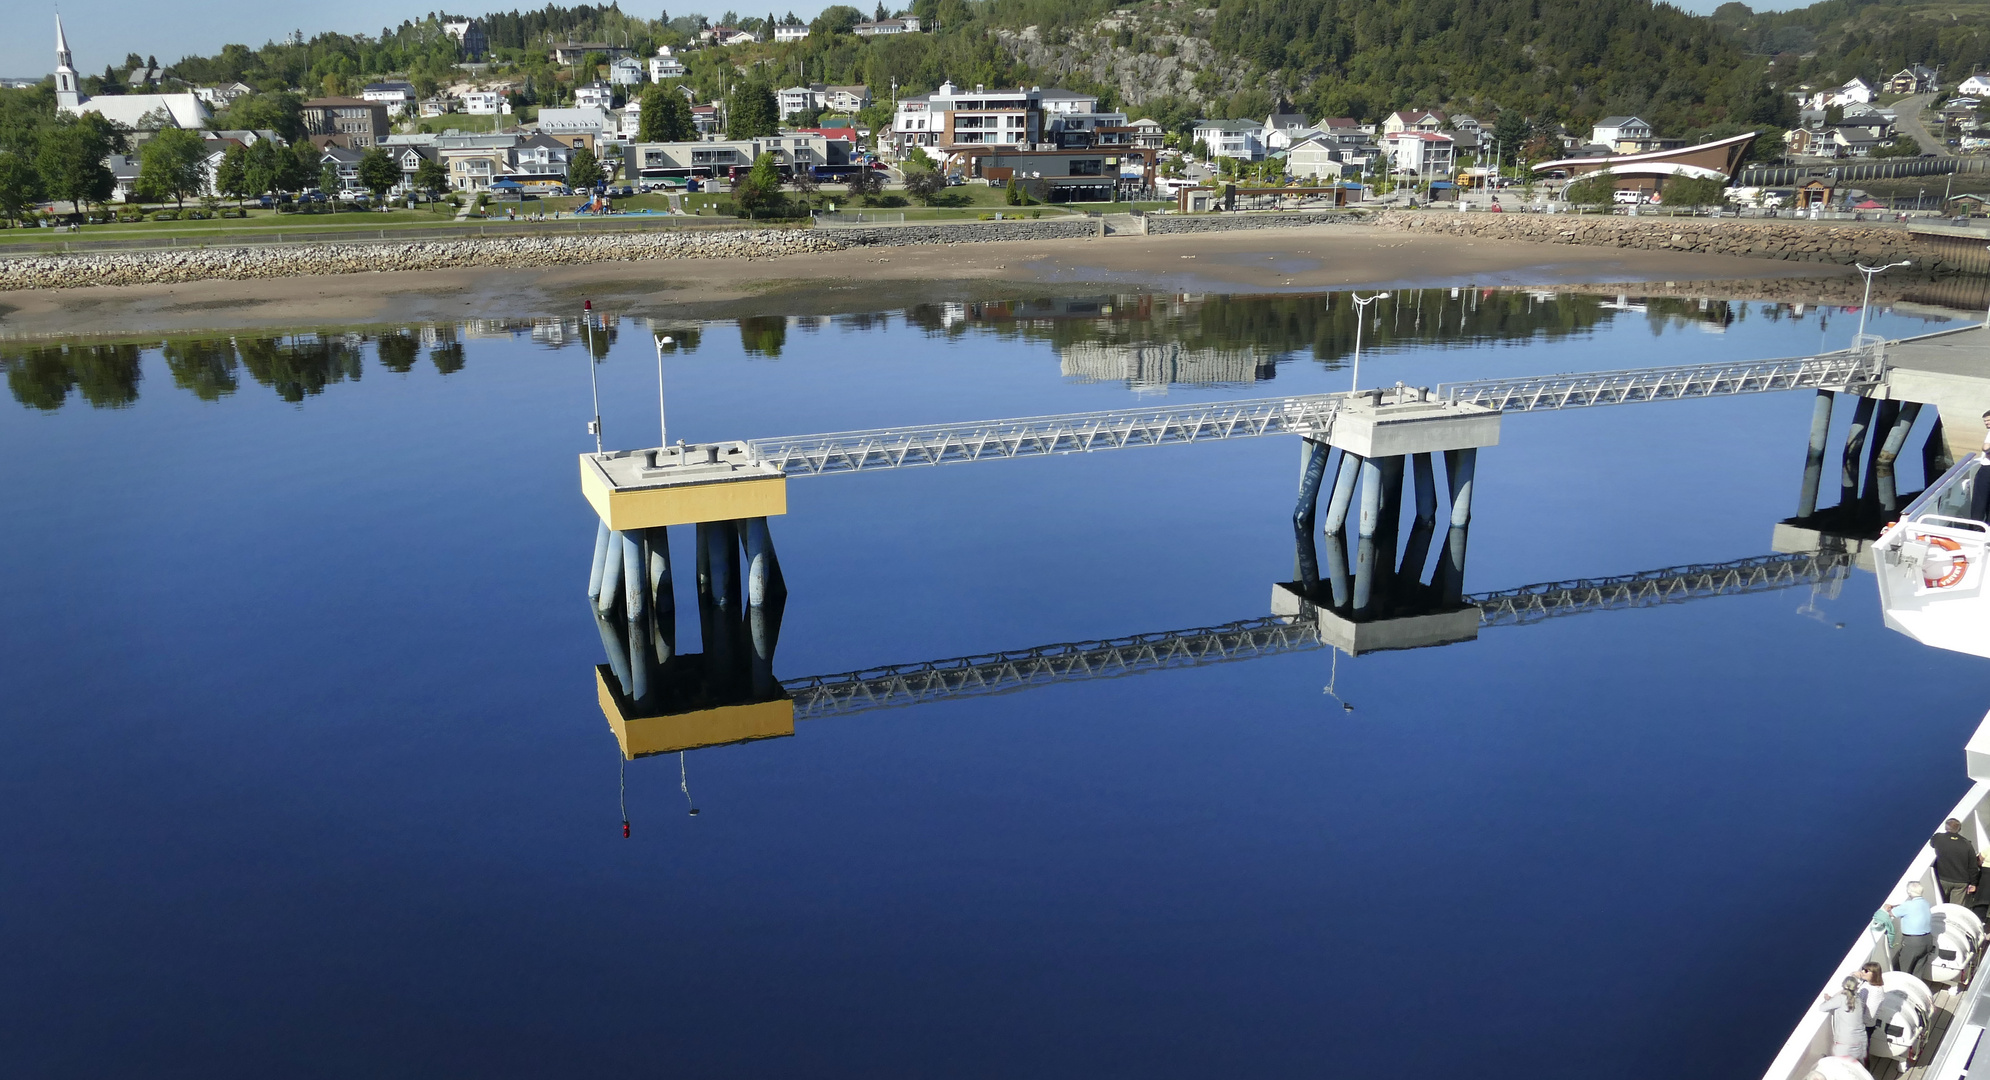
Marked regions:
[1876,455,1990,657]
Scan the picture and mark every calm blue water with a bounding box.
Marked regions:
[2,291,1984,1078]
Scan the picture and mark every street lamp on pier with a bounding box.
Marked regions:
[1349,291,1392,393]
[1855,260,1912,342]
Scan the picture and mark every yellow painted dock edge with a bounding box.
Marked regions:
[580,456,788,529]
[595,667,796,757]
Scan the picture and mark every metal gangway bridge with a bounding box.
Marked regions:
[778,549,1852,720]
[745,347,1887,476]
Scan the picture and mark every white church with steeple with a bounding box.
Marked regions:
[53,14,211,131]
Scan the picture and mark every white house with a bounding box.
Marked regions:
[574,82,615,109]
[608,57,646,86]
[778,86,820,120]
[774,23,809,42]
[1590,116,1653,152]
[1263,111,1309,148]
[649,47,687,81]
[1960,74,1990,97]
[1382,130,1455,179]
[1191,119,1264,160]
[1806,77,1875,111]
[823,85,870,113]
[362,81,416,106]
[853,17,920,35]
[1382,109,1446,135]
[193,81,254,106]
[463,91,502,115]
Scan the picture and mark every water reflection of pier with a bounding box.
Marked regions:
[591,547,1854,757]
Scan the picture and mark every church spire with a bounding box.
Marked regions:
[54,14,81,110]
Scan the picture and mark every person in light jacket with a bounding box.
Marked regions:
[1817,976,1870,1061]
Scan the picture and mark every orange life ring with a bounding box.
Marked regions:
[1921,534,1969,589]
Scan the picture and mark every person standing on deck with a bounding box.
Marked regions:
[1817,976,1869,1062]
[1932,819,1978,906]
[1887,882,1935,979]
[1856,963,1886,1041]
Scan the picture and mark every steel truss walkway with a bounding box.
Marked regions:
[746,350,1884,477]
[1433,350,1881,413]
[780,550,1852,719]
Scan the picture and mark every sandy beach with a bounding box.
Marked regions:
[0,224,1854,339]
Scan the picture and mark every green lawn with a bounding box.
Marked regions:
[0,205,466,244]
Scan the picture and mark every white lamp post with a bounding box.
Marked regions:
[1349,291,1391,392]
[1854,260,1912,341]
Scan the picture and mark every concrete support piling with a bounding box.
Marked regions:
[626,605,650,704]
[620,530,645,621]
[1399,453,1438,581]
[743,517,785,608]
[1353,456,1384,615]
[646,527,673,614]
[1356,457,1384,540]
[645,526,675,664]
[1438,526,1470,605]
[1841,396,1877,506]
[1323,531,1352,609]
[1863,399,1901,505]
[1411,453,1437,528]
[587,520,612,603]
[594,609,634,697]
[1294,439,1331,530]
[1798,390,1835,518]
[1322,450,1362,536]
[749,602,783,698]
[1876,402,1924,513]
[1376,455,1405,598]
[597,530,625,616]
[1444,448,1477,529]
[1294,520,1321,595]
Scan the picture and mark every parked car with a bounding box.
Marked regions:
[1612,188,1641,204]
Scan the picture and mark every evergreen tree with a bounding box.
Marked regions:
[568,144,605,189]
[638,85,696,141]
[725,80,779,138]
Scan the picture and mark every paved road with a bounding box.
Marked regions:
[1893,92,1950,157]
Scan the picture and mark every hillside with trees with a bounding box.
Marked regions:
[1712,0,1990,89]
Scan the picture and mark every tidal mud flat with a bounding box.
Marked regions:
[0,225,1853,340]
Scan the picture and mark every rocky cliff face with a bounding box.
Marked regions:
[993,7,1255,107]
